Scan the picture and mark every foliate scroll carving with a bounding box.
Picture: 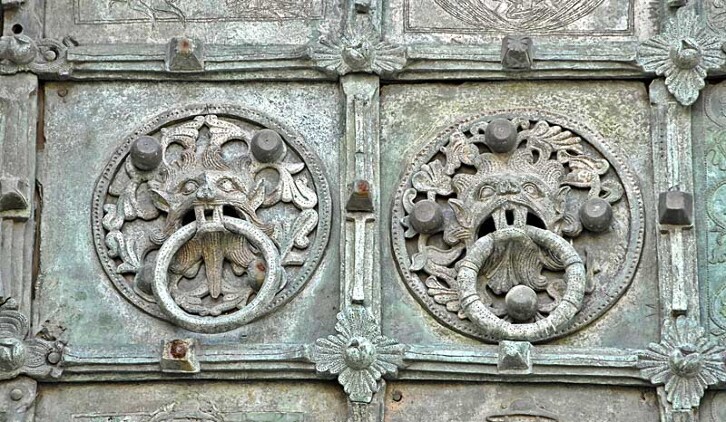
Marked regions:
[0,298,63,380]
[637,6,724,106]
[638,316,726,411]
[313,307,407,403]
[92,105,331,333]
[391,111,643,343]
[0,34,76,76]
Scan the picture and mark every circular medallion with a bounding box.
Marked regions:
[391,110,644,343]
[92,104,331,330]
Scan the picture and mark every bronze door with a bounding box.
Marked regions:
[0,0,724,421]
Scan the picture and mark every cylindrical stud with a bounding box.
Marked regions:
[579,198,613,233]
[9,388,23,401]
[505,285,538,322]
[251,129,285,163]
[47,351,62,365]
[130,135,163,171]
[485,118,517,153]
[409,200,444,234]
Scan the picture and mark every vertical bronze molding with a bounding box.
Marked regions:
[0,70,63,421]
[0,73,39,420]
[646,79,704,422]
[341,74,381,317]
[650,79,698,318]
[311,3,407,417]
[0,74,37,316]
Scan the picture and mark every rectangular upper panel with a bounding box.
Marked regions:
[74,0,325,24]
[46,0,340,46]
[404,0,634,36]
[385,0,658,73]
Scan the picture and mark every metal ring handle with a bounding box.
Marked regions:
[457,226,586,341]
[153,216,281,333]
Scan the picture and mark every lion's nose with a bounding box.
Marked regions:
[498,181,520,195]
[196,184,215,201]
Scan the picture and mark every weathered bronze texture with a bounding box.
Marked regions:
[1,0,725,420]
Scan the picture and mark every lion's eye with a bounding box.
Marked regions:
[181,180,199,195]
[217,178,237,193]
[478,185,496,199]
[523,182,542,197]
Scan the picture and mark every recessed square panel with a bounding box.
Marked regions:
[380,81,657,348]
[39,81,341,348]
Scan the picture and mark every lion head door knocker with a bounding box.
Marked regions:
[392,111,643,342]
[92,105,331,333]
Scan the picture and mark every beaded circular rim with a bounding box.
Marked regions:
[92,104,332,323]
[390,109,644,343]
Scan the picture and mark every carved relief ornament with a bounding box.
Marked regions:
[637,6,724,106]
[92,105,331,333]
[0,34,75,76]
[309,22,407,76]
[638,316,726,411]
[313,306,407,403]
[391,110,643,342]
[0,298,63,380]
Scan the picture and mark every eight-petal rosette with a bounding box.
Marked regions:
[308,22,407,76]
[637,7,724,106]
[638,316,726,410]
[313,307,406,403]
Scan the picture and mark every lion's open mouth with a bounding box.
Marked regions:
[478,203,547,236]
[491,204,528,230]
[194,203,225,233]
